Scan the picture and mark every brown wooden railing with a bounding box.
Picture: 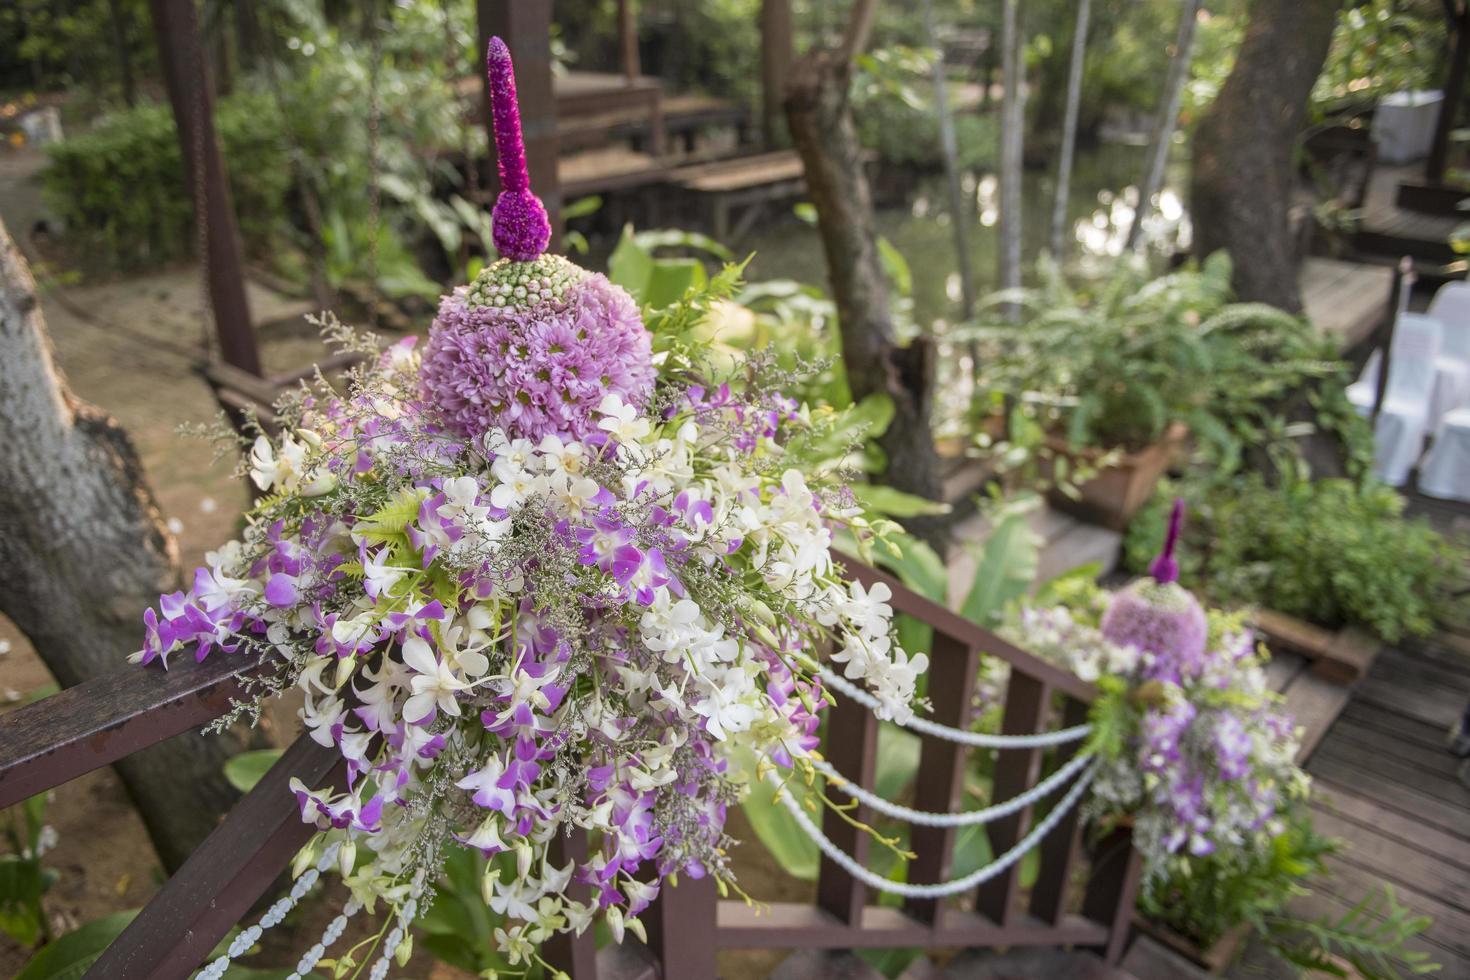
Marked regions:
[0,558,1139,979]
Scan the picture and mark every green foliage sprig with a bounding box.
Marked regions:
[1126,476,1463,642]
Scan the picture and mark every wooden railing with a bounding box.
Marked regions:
[0,558,1139,979]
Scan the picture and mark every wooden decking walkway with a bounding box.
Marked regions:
[1228,496,1470,979]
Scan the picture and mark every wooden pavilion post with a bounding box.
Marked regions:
[149,0,261,376]
[617,0,641,81]
[476,0,563,236]
[1427,1,1470,184]
[761,0,794,147]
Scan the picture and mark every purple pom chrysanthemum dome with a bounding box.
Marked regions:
[419,37,654,443]
[1100,498,1208,682]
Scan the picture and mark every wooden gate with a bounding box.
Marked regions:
[0,559,1139,979]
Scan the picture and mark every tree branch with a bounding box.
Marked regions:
[836,0,881,65]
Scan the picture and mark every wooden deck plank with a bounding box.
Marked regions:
[1354,674,1466,731]
[1307,807,1470,912]
[1281,672,1352,763]
[1320,719,1465,780]
[1264,650,1306,694]
[1311,779,1470,872]
[1339,698,1459,753]
[1310,745,1470,836]
[1300,257,1392,351]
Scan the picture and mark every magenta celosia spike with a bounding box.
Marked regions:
[486,36,551,262]
[1149,497,1186,584]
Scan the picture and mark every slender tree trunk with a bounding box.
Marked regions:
[1050,0,1090,260]
[997,0,1025,320]
[784,5,947,545]
[1192,0,1342,311]
[921,0,976,323]
[1125,0,1202,251]
[107,0,137,106]
[0,219,246,871]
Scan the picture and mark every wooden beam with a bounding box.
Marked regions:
[148,0,261,376]
[760,0,793,146]
[1427,1,1470,182]
[477,0,563,236]
[0,654,253,810]
[88,735,346,978]
[618,0,641,81]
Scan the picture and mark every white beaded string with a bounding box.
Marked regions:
[817,668,1092,748]
[365,881,424,980]
[809,747,1095,827]
[768,760,1096,898]
[194,841,347,980]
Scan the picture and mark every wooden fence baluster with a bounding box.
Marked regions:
[1027,696,1090,924]
[903,631,979,926]
[542,831,597,979]
[974,672,1051,925]
[1082,823,1144,964]
[644,871,718,978]
[815,685,880,925]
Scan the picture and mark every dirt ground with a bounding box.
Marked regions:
[0,147,812,978]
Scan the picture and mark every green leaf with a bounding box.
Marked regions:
[642,257,707,310]
[607,224,654,298]
[876,236,912,298]
[16,910,138,980]
[958,506,1040,628]
[873,537,947,604]
[874,725,921,801]
[223,749,284,793]
[850,484,952,518]
[562,195,604,221]
[740,758,819,881]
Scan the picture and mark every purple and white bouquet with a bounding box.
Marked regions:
[1005,501,1306,882]
[133,38,927,974]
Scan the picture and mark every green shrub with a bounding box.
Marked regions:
[42,92,294,272]
[1126,476,1462,642]
[854,46,998,172]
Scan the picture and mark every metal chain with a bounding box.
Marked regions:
[366,1,383,330]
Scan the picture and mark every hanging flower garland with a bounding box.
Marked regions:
[134,38,929,976]
[1004,500,1307,880]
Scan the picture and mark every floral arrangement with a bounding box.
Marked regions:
[132,38,927,977]
[1006,501,1306,881]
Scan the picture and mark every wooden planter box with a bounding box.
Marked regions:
[1045,422,1188,531]
[1135,916,1251,974]
[1250,609,1381,685]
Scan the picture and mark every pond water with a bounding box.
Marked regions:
[737,139,1190,331]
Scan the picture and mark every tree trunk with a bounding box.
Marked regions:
[997,0,1025,320]
[921,0,976,323]
[1049,0,1091,260]
[0,219,246,872]
[785,49,947,545]
[1191,0,1343,311]
[1125,0,1202,252]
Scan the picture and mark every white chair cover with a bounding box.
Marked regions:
[1349,312,1443,486]
[1419,407,1470,502]
[1427,281,1470,424]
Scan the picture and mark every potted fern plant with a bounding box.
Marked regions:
[967,253,1340,529]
